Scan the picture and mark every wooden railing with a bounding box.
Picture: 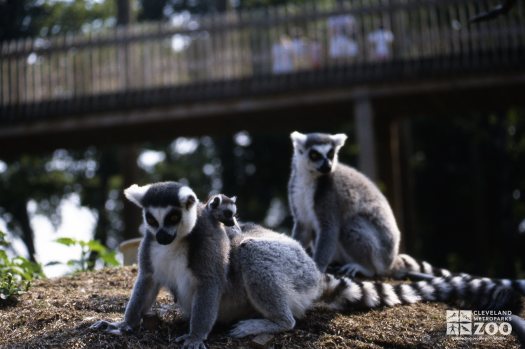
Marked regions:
[1,0,524,121]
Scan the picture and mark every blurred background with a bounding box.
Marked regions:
[0,0,524,278]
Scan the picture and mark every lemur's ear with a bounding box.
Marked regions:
[331,133,348,148]
[290,131,307,149]
[230,196,237,203]
[124,184,150,208]
[179,186,198,210]
[210,196,221,209]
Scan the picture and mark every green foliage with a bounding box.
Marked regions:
[0,231,44,304]
[138,0,331,19]
[51,237,119,273]
[238,0,316,10]
[0,0,117,40]
[0,0,47,40]
[38,0,116,36]
[0,153,79,261]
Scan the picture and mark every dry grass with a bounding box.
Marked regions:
[0,267,522,349]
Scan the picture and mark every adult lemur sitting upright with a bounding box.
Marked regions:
[288,131,411,277]
[288,131,525,289]
[92,181,523,349]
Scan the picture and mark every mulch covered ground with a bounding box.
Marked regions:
[0,267,522,349]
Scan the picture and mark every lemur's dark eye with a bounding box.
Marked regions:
[309,150,321,161]
[210,197,220,209]
[145,212,158,227]
[164,211,181,226]
[327,148,335,160]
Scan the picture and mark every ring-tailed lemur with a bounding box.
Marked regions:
[91,182,231,349]
[205,194,242,238]
[91,182,522,348]
[287,131,525,291]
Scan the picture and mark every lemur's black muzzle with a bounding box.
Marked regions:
[156,229,176,245]
[223,218,236,227]
[318,160,332,174]
[222,210,236,227]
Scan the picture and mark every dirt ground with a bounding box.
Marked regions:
[0,267,523,349]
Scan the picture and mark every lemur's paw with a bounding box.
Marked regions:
[175,334,207,349]
[339,263,374,278]
[90,320,134,335]
[229,320,262,338]
[90,320,109,330]
[338,264,359,277]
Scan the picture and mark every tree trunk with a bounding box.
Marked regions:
[116,0,131,25]
[13,200,36,262]
[215,0,228,12]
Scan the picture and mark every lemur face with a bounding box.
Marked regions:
[124,182,198,245]
[290,131,347,175]
[206,194,237,227]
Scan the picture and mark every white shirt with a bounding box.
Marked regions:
[272,40,293,73]
[368,29,394,59]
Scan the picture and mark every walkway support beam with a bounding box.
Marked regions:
[354,95,377,181]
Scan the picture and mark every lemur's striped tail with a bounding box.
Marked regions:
[392,254,525,295]
[392,254,456,277]
[318,274,523,313]
[471,277,525,296]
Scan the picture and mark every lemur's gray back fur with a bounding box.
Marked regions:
[93,182,523,348]
[318,161,400,274]
[225,223,522,335]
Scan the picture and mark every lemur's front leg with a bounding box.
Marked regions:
[291,221,313,248]
[91,272,160,335]
[312,219,339,273]
[176,282,222,349]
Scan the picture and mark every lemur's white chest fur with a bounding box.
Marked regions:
[150,240,196,317]
[291,168,320,234]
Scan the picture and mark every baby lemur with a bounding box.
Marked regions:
[92,181,522,349]
[205,194,241,238]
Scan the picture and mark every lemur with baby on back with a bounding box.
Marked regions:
[91,181,523,349]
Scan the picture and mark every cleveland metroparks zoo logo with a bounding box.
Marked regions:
[446,310,512,337]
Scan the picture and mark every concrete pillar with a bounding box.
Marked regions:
[354,96,377,180]
[390,117,404,230]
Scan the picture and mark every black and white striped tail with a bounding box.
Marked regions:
[393,254,456,277]
[319,274,523,313]
[473,277,525,296]
[394,254,525,296]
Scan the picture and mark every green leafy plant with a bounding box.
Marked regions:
[50,237,119,272]
[0,231,44,304]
